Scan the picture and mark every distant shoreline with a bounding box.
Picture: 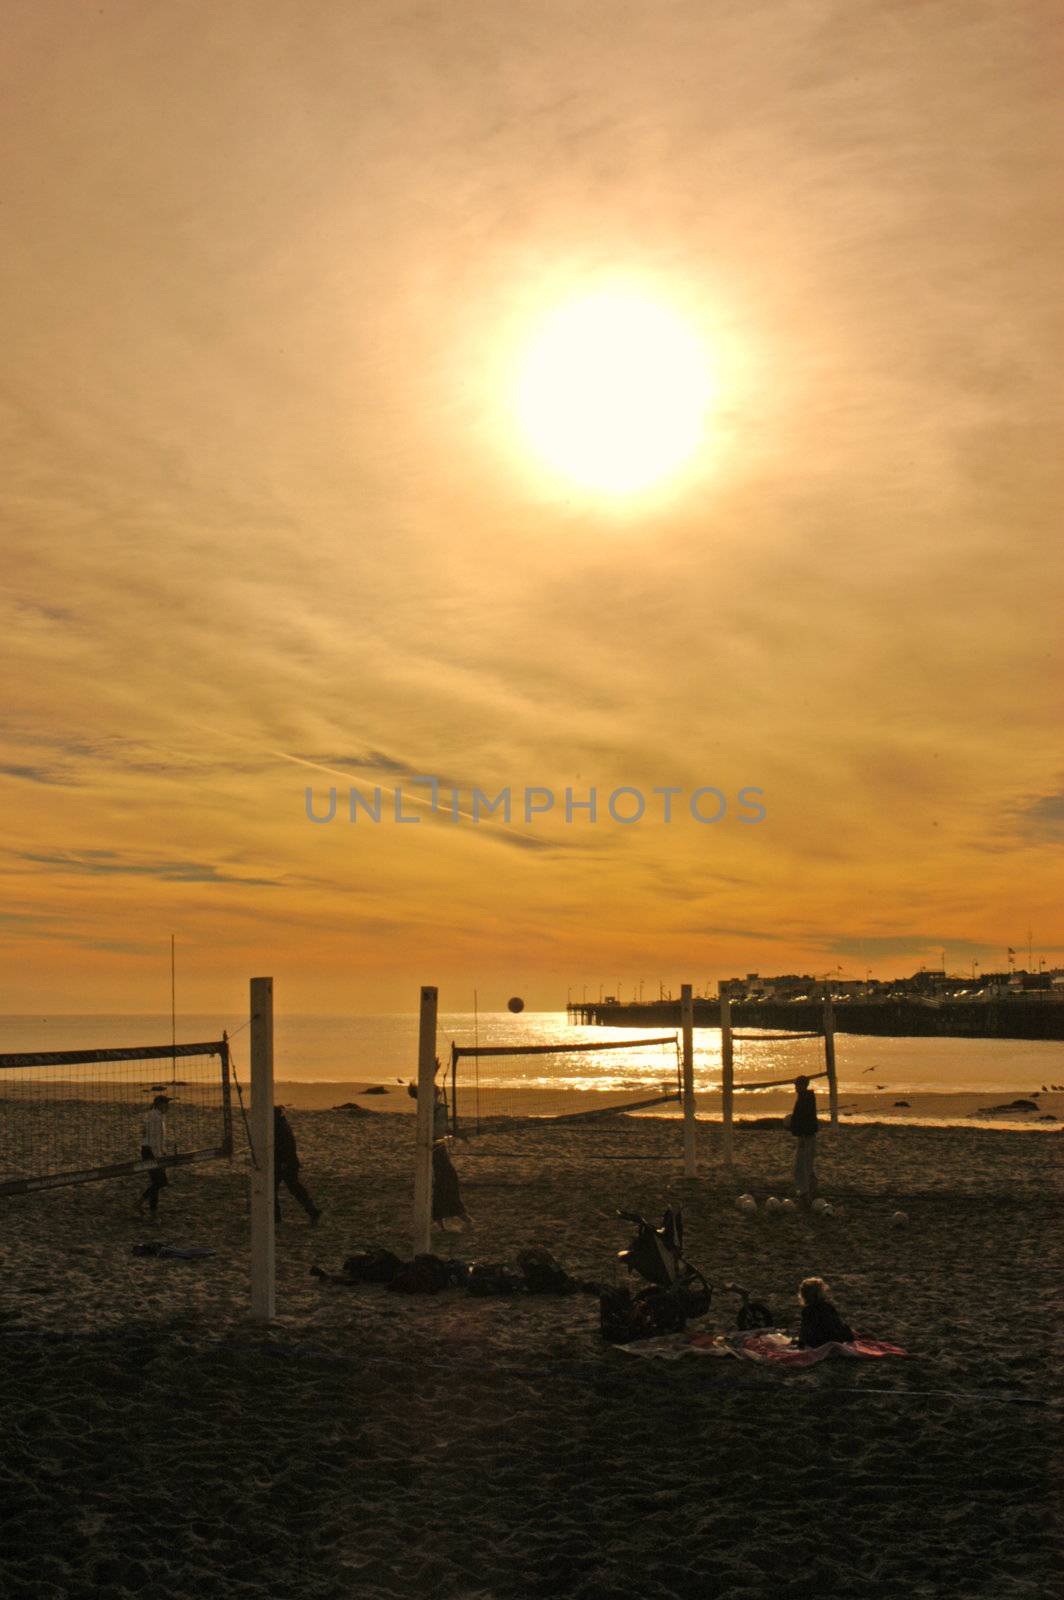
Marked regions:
[275,1078,1063,1130]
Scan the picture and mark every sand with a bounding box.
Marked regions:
[1,1112,1061,1599]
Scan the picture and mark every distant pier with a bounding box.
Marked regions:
[567,996,1064,1041]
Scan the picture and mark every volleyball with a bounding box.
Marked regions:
[811,1197,829,1215]
[507,996,525,1013]
[891,1210,909,1228]
[779,1198,797,1214]
[735,1193,757,1214]
[764,1196,782,1214]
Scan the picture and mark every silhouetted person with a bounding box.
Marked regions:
[788,1074,819,1203]
[432,1137,473,1231]
[274,1106,321,1225]
[139,1093,172,1217]
[797,1276,854,1347]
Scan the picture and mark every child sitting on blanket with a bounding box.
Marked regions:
[796,1277,854,1347]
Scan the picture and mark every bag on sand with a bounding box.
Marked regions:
[466,1262,522,1297]
[517,1247,578,1296]
[341,1247,403,1284]
[388,1254,468,1294]
[735,1297,775,1330]
[599,1284,689,1344]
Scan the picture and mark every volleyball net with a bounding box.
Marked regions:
[0,1040,233,1195]
[719,998,839,1160]
[448,1033,683,1138]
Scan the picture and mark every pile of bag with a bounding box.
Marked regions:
[311,1244,599,1298]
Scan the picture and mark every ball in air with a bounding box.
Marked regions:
[507,996,525,1014]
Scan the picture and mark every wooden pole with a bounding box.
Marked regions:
[720,994,734,1164]
[680,983,696,1177]
[249,976,275,1325]
[412,985,438,1256]
[823,995,838,1128]
[449,1042,458,1139]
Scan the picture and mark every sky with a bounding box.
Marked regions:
[2,0,1061,1015]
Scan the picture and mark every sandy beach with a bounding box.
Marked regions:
[1,1111,1060,1599]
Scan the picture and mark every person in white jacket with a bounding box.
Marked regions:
[139,1093,172,1217]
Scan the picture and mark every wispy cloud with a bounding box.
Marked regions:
[14,852,282,887]
[1008,791,1064,842]
[828,935,993,961]
[0,763,74,785]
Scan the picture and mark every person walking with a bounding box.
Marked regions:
[274,1106,321,1225]
[788,1074,819,1204]
[139,1093,172,1218]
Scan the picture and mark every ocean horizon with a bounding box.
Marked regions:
[2,1011,1061,1099]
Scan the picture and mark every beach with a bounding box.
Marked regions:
[1,1110,1060,1599]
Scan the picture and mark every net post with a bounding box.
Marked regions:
[412,986,438,1256]
[720,994,734,1164]
[249,977,275,1325]
[220,1033,233,1157]
[823,995,838,1128]
[450,1041,458,1139]
[680,983,696,1177]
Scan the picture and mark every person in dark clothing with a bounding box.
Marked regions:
[788,1074,819,1203]
[432,1138,473,1231]
[274,1106,321,1225]
[797,1276,855,1346]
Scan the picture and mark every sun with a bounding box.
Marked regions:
[514,288,712,496]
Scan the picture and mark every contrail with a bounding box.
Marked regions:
[157,716,552,844]
[268,747,481,824]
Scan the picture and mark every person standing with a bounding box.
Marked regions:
[139,1093,172,1218]
[788,1074,819,1204]
[274,1106,322,1225]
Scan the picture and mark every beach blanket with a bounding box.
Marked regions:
[618,1328,908,1363]
[732,1331,908,1366]
[616,1329,735,1359]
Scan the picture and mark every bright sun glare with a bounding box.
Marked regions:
[515,289,712,496]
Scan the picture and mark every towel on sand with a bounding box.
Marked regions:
[618,1328,908,1362]
[729,1330,908,1365]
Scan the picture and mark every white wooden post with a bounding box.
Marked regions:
[823,995,838,1128]
[249,976,275,1324]
[412,985,438,1256]
[680,983,696,1177]
[720,993,734,1164]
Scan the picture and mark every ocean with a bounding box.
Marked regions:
[2,1011,1061,1098]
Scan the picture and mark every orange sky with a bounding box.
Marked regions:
[2,2,1062,1014]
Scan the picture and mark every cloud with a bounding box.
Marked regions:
[299,750,409,774]
[1008,791,1064,842]
[14,851,282,887]
[482,830,562,854]
[828,935,992,961]
[0,764,74,785]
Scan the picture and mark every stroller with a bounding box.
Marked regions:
[599,1208,712,1344]
[599,1209,776,1344]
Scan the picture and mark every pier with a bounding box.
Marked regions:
[567,996,1064,1041]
